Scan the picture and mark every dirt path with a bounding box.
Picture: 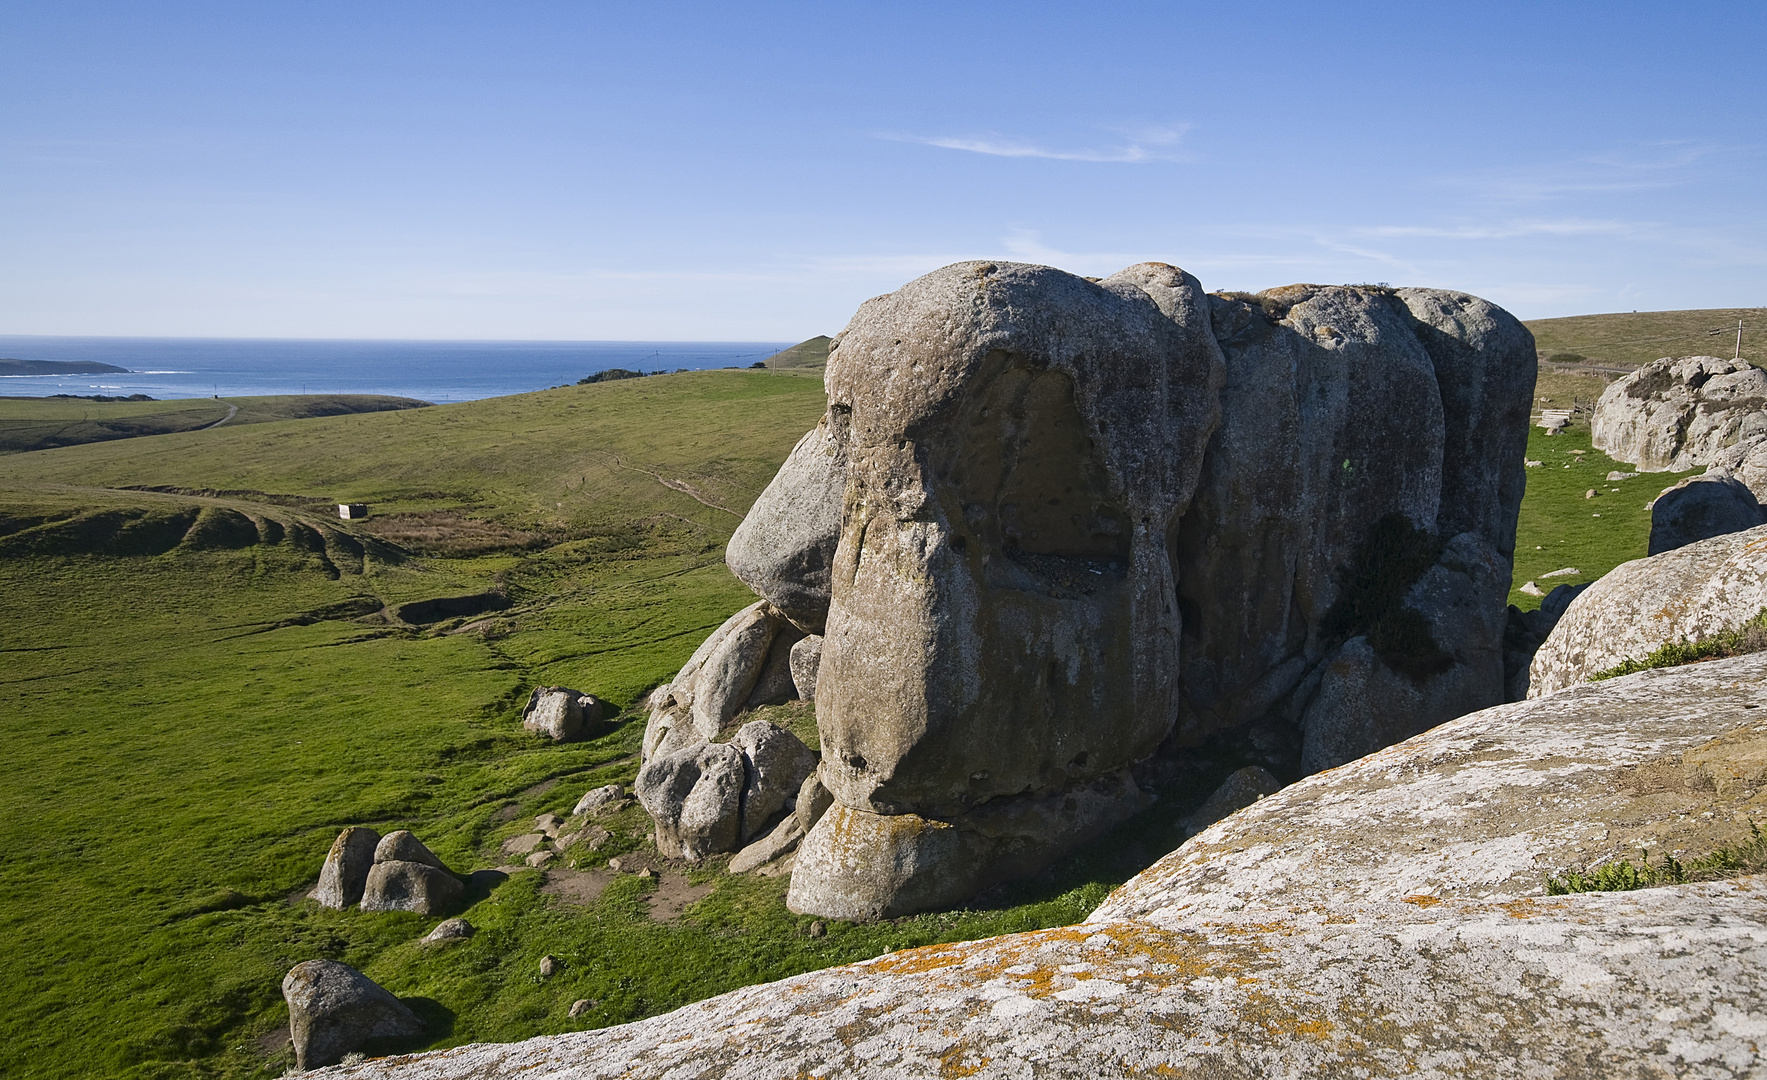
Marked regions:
[202,404,239,429]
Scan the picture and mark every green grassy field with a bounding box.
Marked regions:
[1525,307,1764,370]
[0,394,432,455]
[0,343,1702,1078]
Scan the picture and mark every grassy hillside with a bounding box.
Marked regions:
[0,394,430,454]
[1525,307,1764,370]
[0,357,1693,1078]
[762,335,830,370]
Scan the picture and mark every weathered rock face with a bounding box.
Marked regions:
[572,784,627,817]
[723,418,846,633]
[760,267,1529,917]
[634,740,746,860]
[1530,523,1767,696]
[731,720,816,843]
[1174,286,1530,771]
[324,879,1767,1080]
[1592,355,1767,472]
[281,959,423,1070]
[1650,471,1764,555]
[311,826,380,909]
[1708,434,1767,502]
[641,602,794,759]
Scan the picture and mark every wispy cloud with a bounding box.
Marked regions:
[881,124,1191,163]
[1363,219,1639,240]
[1445,141,1739,204]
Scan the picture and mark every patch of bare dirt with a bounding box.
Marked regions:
[540,868,617,906]
[353,510,550,557]
[648,872,714,921]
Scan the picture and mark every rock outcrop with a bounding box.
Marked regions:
[635,721,817,860]
[1592,355,1767,472]
[281,960,424,1070]
[1650,471,1764,555]
[1500,581,1588,700]
[1098,650,1767,921]
[1530,523,1767,696]
[311,826,380,909]
[716,265,1530,919]
[319,880,1767,1080]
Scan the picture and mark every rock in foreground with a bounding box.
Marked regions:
[315,881,1767,1079]
[1530,523,1767,696]
[282,960,423,1070]
[1095,649,1767,923]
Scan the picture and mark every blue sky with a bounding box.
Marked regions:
[3,1,1763,339]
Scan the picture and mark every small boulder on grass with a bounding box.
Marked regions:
[523,686,604,742]
[282,960,424,1070]
[573,784,629,817]
[421,918,474,944]
[311,826,380,909]
[361,861,465,915]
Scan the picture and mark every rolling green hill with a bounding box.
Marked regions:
[0,394,431,454]
[1524,307,1764,370]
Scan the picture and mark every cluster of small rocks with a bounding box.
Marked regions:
[312,827,463,915]
[636,719,820,872]
[500,784,632,868]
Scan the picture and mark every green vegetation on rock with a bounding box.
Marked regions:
[1590,608,1767,682]
[1547,822,1767,894]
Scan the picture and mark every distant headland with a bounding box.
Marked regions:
[0,357,131,375]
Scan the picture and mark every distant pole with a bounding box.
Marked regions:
[1738,320,1745,361]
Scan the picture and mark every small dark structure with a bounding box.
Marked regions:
[337,503,368,520]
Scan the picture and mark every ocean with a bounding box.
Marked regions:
[0,336,797,403]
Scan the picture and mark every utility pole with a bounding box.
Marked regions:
[1709,320,1746,361]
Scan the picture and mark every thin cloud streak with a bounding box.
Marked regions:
[880,124,1191,164]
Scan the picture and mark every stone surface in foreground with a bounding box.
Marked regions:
[320,880,1767,1079]
[1095,650,1767,925]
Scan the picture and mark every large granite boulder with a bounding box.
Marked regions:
[1649,471,1764,555]
[782,262,1226,917]
[1592,354,1767,472]
[1530,523,1767,696]
[641,602,793,760]
[765,267,1530,918]
[282,959,424,1070]
[311,826,380,909]
[723,418,846,633]
[634,740,747,860]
